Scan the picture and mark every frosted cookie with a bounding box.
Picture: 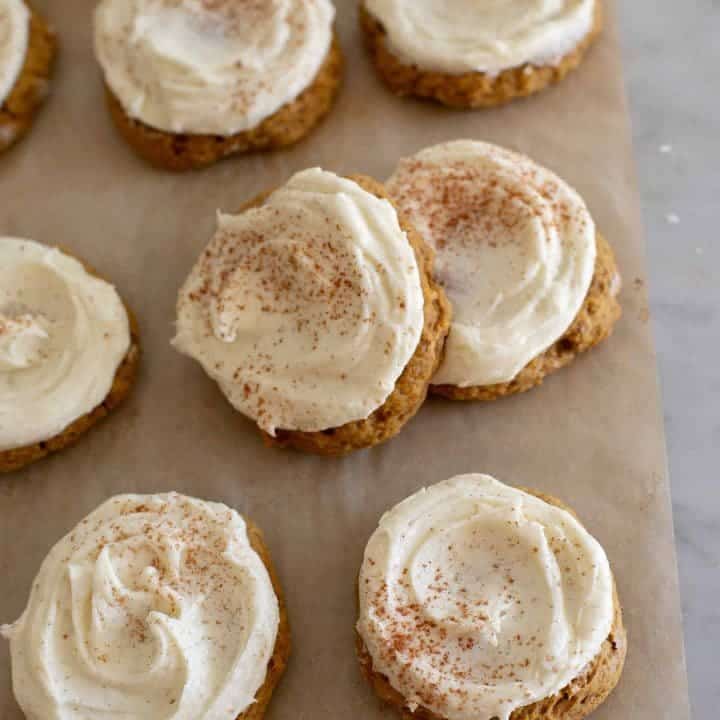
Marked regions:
[94,0,343,171]
[360,0,602,108]
[387,141,621,401]
[174,168,451,455]
[0,0,56,153]
[1,492,289,720]
[0,238,139,473]
[357,474,627,720]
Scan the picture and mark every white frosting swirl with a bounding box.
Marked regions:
[1,493,280,720]
[0,0,30,104]
[0,238,131,451]
[364,0,595,75]
[0,313,49,370]
[174,168,424,435]
[357,474,614,720]
[387,141,596,388]
[94,0,335,135]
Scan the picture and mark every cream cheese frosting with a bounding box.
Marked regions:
[0,0,30,105]
[94,0,335,135]
[1,492,280,720]
[364,0,595,75]
[357,474,614,720]
[387,140,596,388]
[174,168,424,436]
[0,238,130,451]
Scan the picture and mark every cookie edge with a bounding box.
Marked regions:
[240,519,291,720]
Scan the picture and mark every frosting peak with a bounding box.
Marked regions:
[2,493,280,720]
[0,312,50,370]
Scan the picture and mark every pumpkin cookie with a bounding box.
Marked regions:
[357,474,627,720]
[0,238,139,473]
[174,169,451,456]
[386,140,621,401]
[0,0,56,153]
[1,493,289,720]
[360,0,602,108]
[95,0,343,171]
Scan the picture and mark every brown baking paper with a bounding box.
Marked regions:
[0,1,690,718]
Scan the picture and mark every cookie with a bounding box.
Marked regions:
[356,475,627,720]
[1,493,287,720]
[0,0,56,153]
[95,0,343,171]
[0,241,140,473]
[174,170,451,456]
[386,140,621,401]
[359,0,602,109]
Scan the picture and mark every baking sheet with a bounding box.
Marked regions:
[0,1,691,718]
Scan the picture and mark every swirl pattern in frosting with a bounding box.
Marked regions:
[0,238,131,451]
[174,168,424,435]
[0,0,30,104]
[364,0,595,75]
[2,493,280,720]
[387,140,596,388]
[94,0,335,135]
[357,474,614,720]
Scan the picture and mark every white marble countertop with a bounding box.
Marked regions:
[617,3,719,716]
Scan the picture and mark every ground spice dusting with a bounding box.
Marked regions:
[176,171,424,435]
[360,482,614,718]
[117,0,316,120]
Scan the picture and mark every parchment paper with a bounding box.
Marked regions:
[0,1,691,717]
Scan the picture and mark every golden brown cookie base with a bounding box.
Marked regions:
[106,34,344,171]
[0,255,141,474]
[356,489,627,720]
[359,1,603,109]
[259,174,451,456]
[432,233,622,401]
[0,1,56,153]
[241,520,291,720]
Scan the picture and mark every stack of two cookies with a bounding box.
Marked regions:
[172,140,621,455]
